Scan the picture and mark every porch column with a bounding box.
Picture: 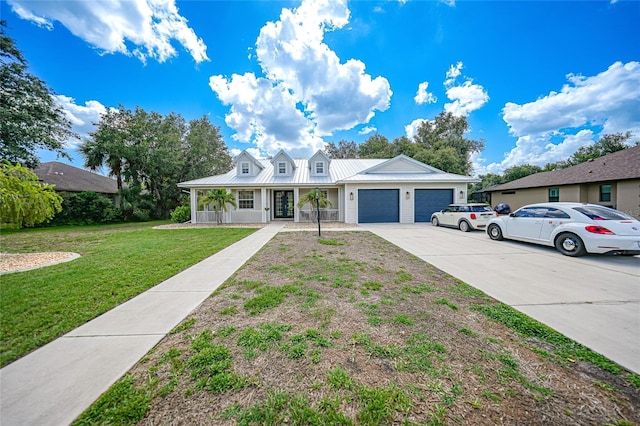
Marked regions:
[261,188,268,223]
[293,187,300,222]
[190,188,197,223]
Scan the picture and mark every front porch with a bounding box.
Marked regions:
[190,187,344,224]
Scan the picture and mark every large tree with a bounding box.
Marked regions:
[358,134,393,158]
[352,112,483,175]
[324,140,359,159]
[84,106,232,219]
[548,132,637,170]
[0,161,62,227]
[0,21,77,168]
[182,115,232,180]
[412,112,484,175]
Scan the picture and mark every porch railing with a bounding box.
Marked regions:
[299,209,339,222]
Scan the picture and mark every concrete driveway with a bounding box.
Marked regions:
[363,223,640,374]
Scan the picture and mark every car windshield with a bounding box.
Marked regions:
[573,206,631,221]
[470,205,493,212]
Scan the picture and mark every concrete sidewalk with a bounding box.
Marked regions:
[0,223,285,426]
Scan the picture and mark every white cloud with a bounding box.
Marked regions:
[482,61,640,173]
[443,62,489,116]
[444,61,463,86]
[404,118,428,139]
[359,126,377,135]
[55,95,110,148]
[8,0,208,63]
[209,73,325,157]
[255,0,391,135]
[444,80,490,117]
[503,61,640,137]
[209,0,392,157]
[414,81,437,105]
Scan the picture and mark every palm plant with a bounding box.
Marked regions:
[297,189,333,221]
[200,189,237,224]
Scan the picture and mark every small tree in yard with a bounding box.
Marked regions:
[0,161,62,227]
[297,189,333,219]
[200,189,236,224]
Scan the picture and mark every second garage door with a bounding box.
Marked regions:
[358,189,399,223]
[414,189,453,222]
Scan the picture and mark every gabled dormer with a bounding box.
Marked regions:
[233,150,264,177]
[270,150,296,177]
[309,150,331,177]
[362,154,444,174]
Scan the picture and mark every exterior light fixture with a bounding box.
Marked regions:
[405,191,410,200]
[459,190,465,200]
[349,192,354,201]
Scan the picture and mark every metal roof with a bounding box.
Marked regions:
[178,156,477,188]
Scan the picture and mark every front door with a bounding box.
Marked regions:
[274,190,294,219]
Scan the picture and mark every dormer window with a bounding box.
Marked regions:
[241,162,250,175]
[278,162,287,175]
[315,161,324,175]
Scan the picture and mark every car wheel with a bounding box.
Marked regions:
[487,224,503,240]
[431,217,439,226]
[459,220,471,232]
[555,233,586,257]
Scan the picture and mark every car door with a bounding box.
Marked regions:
[539,207,572,241]
[440,207,456,226]
[505,207,546,240]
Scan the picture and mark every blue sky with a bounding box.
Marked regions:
[3,0,639,176]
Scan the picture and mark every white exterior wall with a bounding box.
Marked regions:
[345,183,469,224]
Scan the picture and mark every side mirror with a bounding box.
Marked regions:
[509,212,516,217]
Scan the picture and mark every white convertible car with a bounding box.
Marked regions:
[486,203,640,257]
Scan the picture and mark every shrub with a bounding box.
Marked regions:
[171,205,191,223]
[50,191,117,225]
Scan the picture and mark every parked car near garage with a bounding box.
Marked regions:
[486,203,640,256]
[431,203,497,232]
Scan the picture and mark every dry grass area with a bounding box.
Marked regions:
[81,231,639,425]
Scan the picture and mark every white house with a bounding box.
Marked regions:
[177,149,478,224]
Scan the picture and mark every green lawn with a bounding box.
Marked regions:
[0,222,257,367]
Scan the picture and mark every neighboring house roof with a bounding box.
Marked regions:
[489,145,640,192]
[178,154,477,188]
[34,161,119,194]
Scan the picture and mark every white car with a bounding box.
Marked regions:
[486,203,640,257]
[431,203,497,232]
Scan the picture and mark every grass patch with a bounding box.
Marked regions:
[356,383,412,424]
[231,390,353,425]
[186,329,252,393]
[472,303,623,375]
[243,284,299,315]
[434,298,458,310]
[237,322,292,359]
[220,305,238,315]
[318,239,344,246]
[327,367,354,390]
[169,318,196,335]
[72,374,150,426]
[362,281,383,291]
[0,223,256,367]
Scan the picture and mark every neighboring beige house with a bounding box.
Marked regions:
[34,161,120,197]
[178,149,478,224]
[485,145,640,219]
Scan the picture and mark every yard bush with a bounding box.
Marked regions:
[171,205,191,223]
[49,191,118,225]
